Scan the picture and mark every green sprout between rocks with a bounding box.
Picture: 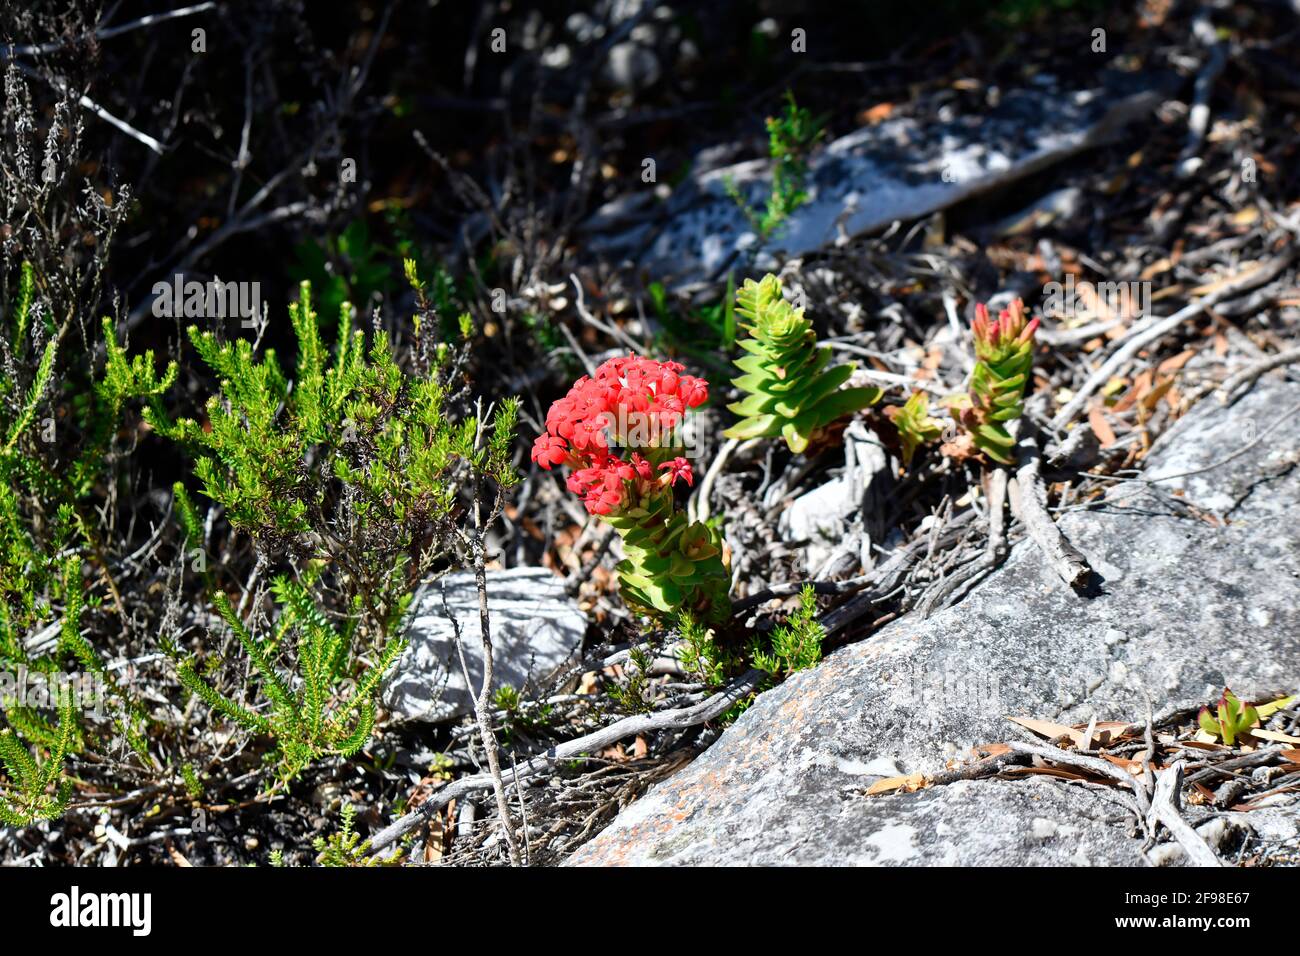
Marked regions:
[726,91,825,241]
[886,391,945,467]
[1198,688,1260,746]
[750,584,825,679]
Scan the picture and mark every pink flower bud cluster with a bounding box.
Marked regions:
[971,299,1040,357]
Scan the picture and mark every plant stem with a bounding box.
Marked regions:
[468,454,520,864]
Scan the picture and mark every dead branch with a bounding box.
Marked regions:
[1009,434,1091,589]
[1006,740,1151,829]
[1216,345,1300,404]
[367,668,766,855]
[1145,761,1223,867]
[1050,251,1295,431]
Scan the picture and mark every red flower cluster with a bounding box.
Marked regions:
[530,355,707,515]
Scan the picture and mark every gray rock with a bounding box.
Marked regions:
[383,568,585,724]
[583,80,1161,286]
[568,382,1300,865]
[602,42,661,91]
[779,423,893,576]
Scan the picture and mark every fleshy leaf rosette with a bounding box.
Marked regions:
[885,391,944,467]
[1198,688,1260,746]
[724,274,882,453]
[531,356,730,622]
[947,299,1039,464]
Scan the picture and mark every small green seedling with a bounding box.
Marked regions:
[1198,688,1259,746]
[887,391,944,467]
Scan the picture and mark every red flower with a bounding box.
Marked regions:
[678,375,708,408]
[530,434,568,470]
[659,457,694,487]
[533,355,709,515]
[629,453,653,480]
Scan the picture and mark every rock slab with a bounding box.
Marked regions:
[568,381,1300,865]
[583,78,1161,288]
[383,567,584,723]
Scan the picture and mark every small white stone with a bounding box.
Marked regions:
[838,755,905,777]
[1148,842,1185,866]
[865,824,918,864]
[1030,817,1058,840]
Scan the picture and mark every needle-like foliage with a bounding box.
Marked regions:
[177,585,406,783]
[158,269,519,783]
[0,693,76,827]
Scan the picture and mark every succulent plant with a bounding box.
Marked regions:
[886,391,945,466]
[533,355,730,622]
[1198,688,1260,746]
[724,274,881,453]
[946,299,1039,465]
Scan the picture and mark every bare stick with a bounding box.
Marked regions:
[1007,740,1151,827]
[1009,435,1091,589]
[986,467,1008,561]
[1146,762,1223,867]
[10,62,166,154]
[1216,345,1300,404]
[690,437,745,523]
[368,668,765,854]
[467,406,520,865]
[1051,252,1294,430]
[1176,11,1227,178]
[1,3,217,58]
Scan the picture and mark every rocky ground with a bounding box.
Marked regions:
[1,0,1298,868]
[568,380,1300,866]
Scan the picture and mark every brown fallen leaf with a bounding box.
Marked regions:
[1002,766,1104,784]
[1156,349,1196,375]
[1089,405,1118,448]
[1236,785,1300,812]
[1005,715,1131,749]
[1140,377,1175,412]
[1250,728,1300,744]
[1100,753,1146,775]
[865,772,928,795]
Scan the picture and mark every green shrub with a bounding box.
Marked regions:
[0,261,178,823]
[750,584,825,678]
[155,268,519,782]
[727,91,825,241]
[177,586,405,783]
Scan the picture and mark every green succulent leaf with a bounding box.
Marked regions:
[725,274,880,451]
